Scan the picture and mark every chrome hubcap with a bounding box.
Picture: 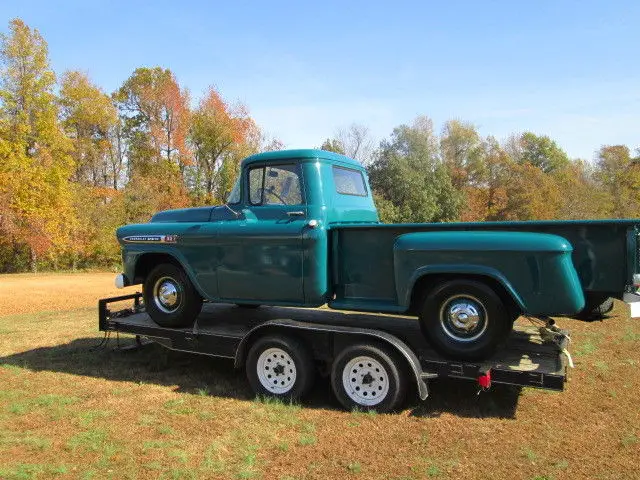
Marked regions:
[342,356,389,406]
[153,277,181,313]
[256,348,297,394]
[448,303,480,331]
[440,295,488,342]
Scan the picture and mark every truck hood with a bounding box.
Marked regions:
[151,206,220,223]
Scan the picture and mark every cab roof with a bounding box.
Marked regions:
[242,149,363,169]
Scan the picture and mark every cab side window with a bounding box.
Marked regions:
[249,164,303,205]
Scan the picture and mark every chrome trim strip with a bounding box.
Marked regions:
[122,235,178,244]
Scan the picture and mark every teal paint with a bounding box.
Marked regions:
[392,231,584,315]
[116,149,640,317]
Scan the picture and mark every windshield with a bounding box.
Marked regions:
[226,177,241,204]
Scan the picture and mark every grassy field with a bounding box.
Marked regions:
[0,273,638,480]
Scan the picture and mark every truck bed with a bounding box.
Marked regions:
[331,219,638,306]
[100,297,568,391]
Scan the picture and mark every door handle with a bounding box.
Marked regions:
[286,211,305,217]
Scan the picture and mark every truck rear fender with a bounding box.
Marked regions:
[393,230,585,316]
[404,265,527,314]
[234,320,430,400]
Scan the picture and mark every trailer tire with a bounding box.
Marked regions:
[246,335,314,401]
[143,263,202,328]
[419,280,508,360]
[331,343,407,413]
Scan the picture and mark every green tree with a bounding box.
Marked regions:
[368,116,462,223]
[508,132,569,173]
[319,138,345,154]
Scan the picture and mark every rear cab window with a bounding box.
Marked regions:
[332,166,368,196]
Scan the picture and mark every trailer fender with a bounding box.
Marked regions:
[234,319,431,400]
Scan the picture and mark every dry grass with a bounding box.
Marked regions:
[0,272,639,479]
[0,272,139,316]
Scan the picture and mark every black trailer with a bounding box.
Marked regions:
[99,294,571,412]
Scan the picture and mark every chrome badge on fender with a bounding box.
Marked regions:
[123,235,178,244]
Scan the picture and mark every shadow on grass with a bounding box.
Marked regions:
[0,337,521,418]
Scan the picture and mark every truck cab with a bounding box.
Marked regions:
[119,150,377,307]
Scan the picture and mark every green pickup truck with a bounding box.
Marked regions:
[115,149,640,360]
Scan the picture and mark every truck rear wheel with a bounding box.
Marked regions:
[419,280,508,360]
[331,343,407,413]
[246,335,315,401]
[143,263,202,328]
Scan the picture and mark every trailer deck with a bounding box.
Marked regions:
[100,294,569,398]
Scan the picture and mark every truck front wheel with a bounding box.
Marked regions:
[419,280,509,360]
[143,263,203,328]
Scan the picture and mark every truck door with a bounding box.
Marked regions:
[217,163,306,303]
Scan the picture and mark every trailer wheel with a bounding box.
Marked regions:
[419,280,508,360]
[143,263,202,328]
[246,335,314,401]
[331,343,407,413]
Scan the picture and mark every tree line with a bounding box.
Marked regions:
[0,19,638,273]
[321,120,640,225]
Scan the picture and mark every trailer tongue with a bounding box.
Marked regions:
[98,294,571,412]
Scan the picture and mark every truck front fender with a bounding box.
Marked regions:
[122,246,209,299]
[393,231,585,316]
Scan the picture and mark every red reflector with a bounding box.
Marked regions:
[478,370,492,389]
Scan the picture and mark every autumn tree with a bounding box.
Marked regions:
[458,136,511,221]
[552,160,611,220]
[59,71,125,267]
[0,19,74,271]
[115,67,191,176]
[492,161,561,220]
[188,87,260,204]
[595,145,640,218]
[115,67,191,220]
[60,70,118,187]
[440,120,484,189]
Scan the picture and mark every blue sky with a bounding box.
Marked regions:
[2,1,638,160]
